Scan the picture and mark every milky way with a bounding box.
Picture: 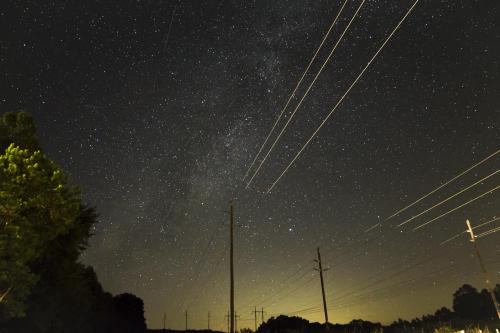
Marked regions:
[1,0,499,329]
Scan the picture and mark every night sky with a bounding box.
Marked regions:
[1,0,499,330]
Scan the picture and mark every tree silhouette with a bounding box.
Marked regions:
[0,112,39,152]
[452,284,497,320]
[113,293,147,333]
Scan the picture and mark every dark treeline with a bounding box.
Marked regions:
[256,283,500,333]
[148,331,224,333]
[0,112,147,333]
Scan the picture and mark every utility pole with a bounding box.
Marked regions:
[185,310,188,331]
[225,311,230,333]
[252,307,265,329]
[208,312,211,330]
[252,306,257,331]
[229,201,235,333]
[465,220,500,319]
[235,311,240,333]
[314,247,329,326]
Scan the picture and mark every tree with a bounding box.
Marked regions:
[433,307,454,323]
[452,284,494,320]
[240,328,254,333]
[0,112,39,152]
[0,144,80,319]
[257,316,312,333]
[0,111,147,332]
[112,293,147,333]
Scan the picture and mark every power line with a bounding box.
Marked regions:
[282,259,463,318]
[180,220,223,310]
[330,264,471,311]
[328,255,434,305]
[383,148,500,222]
[440,215,499,245]
[267,0,421,193]
[266,274,317,308]
[260,270,314,308]
[331,248,500,312]
[185,241,227,309]
[278,254,500,319]
[243,0,349,181]
[397,169,499,227]
[265,231,488,318]
[329,249,442,298]
[239,264,309,312]
[246,0,367,189]
[412,185,500,231]
[477,225,500,239]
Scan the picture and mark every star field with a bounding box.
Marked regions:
[1,0,499,330]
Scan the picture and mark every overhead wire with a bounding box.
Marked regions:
[239,264,310,312]
[261,271,315,307]
[381,148,500,222]
[335,254,500,310]
[279,258,464,317]
[265,274,317,308]
[412,185,500,231]
[476,225,500,239]
[246,0,367,188]
[326,255,436,305]
[283,242,458,314]
[266,0,421,193]
[397,169,499,227]
[179,220,223,311]
[301,251,494,317]
[185,240,227,309]
[268,248,436,311]
[440,215,500,245]
[243,0,349,181]
[252,224,492,320]
[330,264,475,311]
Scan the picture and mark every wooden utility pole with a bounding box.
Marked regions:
[314,247,329,325]
[465,220,500,319]
[252,306,257,331]
[229,201,235,333]
[185,310,188,331]
[235,311,240,333]
[252,307,265,328]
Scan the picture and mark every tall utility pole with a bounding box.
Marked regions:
[229,201,235,333]
[314,247,329,326]
[208,312,211,330]
[225,311,230,333]
[465,220,500,319]
[252,306,257,331]
[185,310,188,331]
[252,307,265,329]
[235,311,240,333]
